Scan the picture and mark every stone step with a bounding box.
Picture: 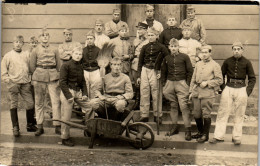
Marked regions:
[0,128,257,153]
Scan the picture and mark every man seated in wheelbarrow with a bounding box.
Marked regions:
[59,47,100,147]
[96,57,134,121]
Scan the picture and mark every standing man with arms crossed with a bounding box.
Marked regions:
[209,42,256,145]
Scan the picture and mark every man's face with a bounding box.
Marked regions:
[29,41,38,49]
[86,36,95,45]
[113,13,120,21]
[71,50,83,62]
[187,11,195,19]
[201,48,211,61]
[169,44,179,54]
[147,32,157,42]
[13,40,24,50]
[232,46,243,58]
[40,33,50,43]
[167,18,177,27]
[95,23,103,33]
[119,29,127,37]
[111,61,122,74]
[64,32,72,42]
[137,27,146,37]
[182,29,192,38]
[146,9,154,18]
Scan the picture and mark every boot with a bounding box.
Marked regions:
[132,87,140,110]
[165,124,179,136]
[35,124,44,136]
[26,109,37,132]
[55,126,61,135]
[185,127,192,141]
[62,138,74,147]
[191,118,204,139]
[197,118,211,143]
[10,108,20,137]
[154,116,162,125]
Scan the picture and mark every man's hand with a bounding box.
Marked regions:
[122,54,130,60]
[99,95,106,101]
[156,74,161,79]
[137,78,141,85]
[188,93,193,101]
[82,95,88,101]
[68,98,74,103]
[116,95,125,100]
[200,81,208,88]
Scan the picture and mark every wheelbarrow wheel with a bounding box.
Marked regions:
[126,122,154,150]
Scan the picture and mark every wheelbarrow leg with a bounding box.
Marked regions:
[88,120,97,149]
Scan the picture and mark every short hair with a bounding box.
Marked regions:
[13,35,24,42]
[72,47,82,53]
[95,19,104,26]
[199,45,212,53]
[29,36,38,43]
[63,28,72,34]
[147,27,159,36]
[169,38,179,46]
[110,57,122,65]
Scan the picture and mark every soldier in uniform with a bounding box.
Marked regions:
[189,45,223,143]
[60,47,100,146]
[137,27,168,123]
[161,38,193,140]
[96,57,133,121]
[210,42,256,145]
[29,28,61,136]
[105,8,129,39]
[132,22,149,110]
[82,30,102,99]
[58,28,82,66]
[85,19,110,49]
[1,35,37,137]
[180,6,206,45]
[159,16,182,49]
[142,4,164,34]
[179,25,201,68]
[110,25,133,76]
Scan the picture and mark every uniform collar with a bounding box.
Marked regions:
[13,48,22,53]
[71,59,81,64]
[232,55,243,61]
[149,41,157,45]
[87,44,95,49]
[111,72,121,77]
[167,26,177,29]
[202,57,212,63]
[41,42,49,48]
[113,19,120,24]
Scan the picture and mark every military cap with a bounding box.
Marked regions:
[181,24,192,31]
[85,30,95,38]
[119,25,128,31]
[200,45,212,51]
[232,41,244,49]
[147,27,159,35]
[136,22,149,29]
[63,28,72,34]
[95,19,104,26]
[169,38,179,46]
[39,28,49,36]
[187,6,195,12]
[113,8,121,14]
[145,4,154,11]
[13,35,24,42]
[29,36,38,43]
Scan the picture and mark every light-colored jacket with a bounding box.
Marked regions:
[142,19,164,34]
[105,20,129,38]
[85,33,110,49]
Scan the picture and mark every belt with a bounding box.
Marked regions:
[37,65,56,69]
[229,78,245,84]
[106,92,122,96]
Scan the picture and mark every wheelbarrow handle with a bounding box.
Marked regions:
[52,119,87,130]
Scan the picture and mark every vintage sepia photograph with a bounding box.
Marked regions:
[0,3,259,165]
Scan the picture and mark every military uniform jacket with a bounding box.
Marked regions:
[105,20,129,39]
[137,41,168,77]
[82,45,100,72]
[60,59,88,100]
[189,58,223,99]
[159,26,183,47]
[132,37,149,71]
[142,19,164,34]
[58,41,82,61]
[29,43,61,82]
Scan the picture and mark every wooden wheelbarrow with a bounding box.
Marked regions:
[53,111,155,149]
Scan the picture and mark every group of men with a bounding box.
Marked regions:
[1,4,256,147]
